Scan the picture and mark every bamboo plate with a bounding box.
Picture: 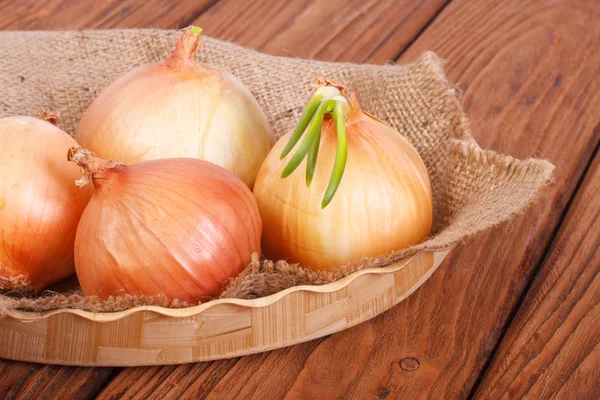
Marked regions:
[0,249,450,366]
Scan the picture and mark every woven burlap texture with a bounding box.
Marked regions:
[0,30,554,316]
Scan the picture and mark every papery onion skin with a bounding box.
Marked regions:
[0,116,93,289]
[253,110,433,271]
[71,150,262,301]
[74,27,274,188]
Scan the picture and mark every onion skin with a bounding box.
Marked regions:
[0,116,93,289]
[74,27,274,188]
[71,149,262,301]
[253,110,433,271]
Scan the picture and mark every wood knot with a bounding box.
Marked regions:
[399,358,420,371]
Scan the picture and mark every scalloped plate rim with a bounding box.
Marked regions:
[5,249,451,322]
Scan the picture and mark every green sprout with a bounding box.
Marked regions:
[280,85,351,209]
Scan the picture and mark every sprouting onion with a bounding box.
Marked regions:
[253,78,433,271]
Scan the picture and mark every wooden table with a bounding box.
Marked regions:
[1,0,598,398]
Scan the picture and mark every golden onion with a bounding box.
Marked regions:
[75,27,274,187]
[0,113,93,289]
[253,79,433,271]
[68,147,262,301]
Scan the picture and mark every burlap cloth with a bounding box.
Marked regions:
[0,30,554,316]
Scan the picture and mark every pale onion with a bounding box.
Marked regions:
[0,113,93,289]
[68,147,262,301]
[253,78,433,271]
[75,26,274,188]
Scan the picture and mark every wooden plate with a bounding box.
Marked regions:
[0,249,450,366]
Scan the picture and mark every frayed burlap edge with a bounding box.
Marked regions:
[0,293,198,318]
[0,275,35,295]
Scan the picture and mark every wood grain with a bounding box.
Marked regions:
[192,0,449,62]
[0,0,217,30]
[97,343,322,399]
[94,359,239,400]
[0,361,116,400]
[474,150,600,399]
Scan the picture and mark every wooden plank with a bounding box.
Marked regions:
[96,342,322,399]
[0,0,217,30]
[0,362,116,399]
[92,361,236,400]
[474,151,600,399]
[192,0,449,63]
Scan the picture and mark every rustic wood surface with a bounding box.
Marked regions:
[0,0,598,399]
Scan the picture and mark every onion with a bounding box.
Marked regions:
[0,113,93,290]
[75,27,274,188]
[253,78,433,271]
[68,147,262,301]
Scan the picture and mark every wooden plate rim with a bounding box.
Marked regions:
[5,248,451,322]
